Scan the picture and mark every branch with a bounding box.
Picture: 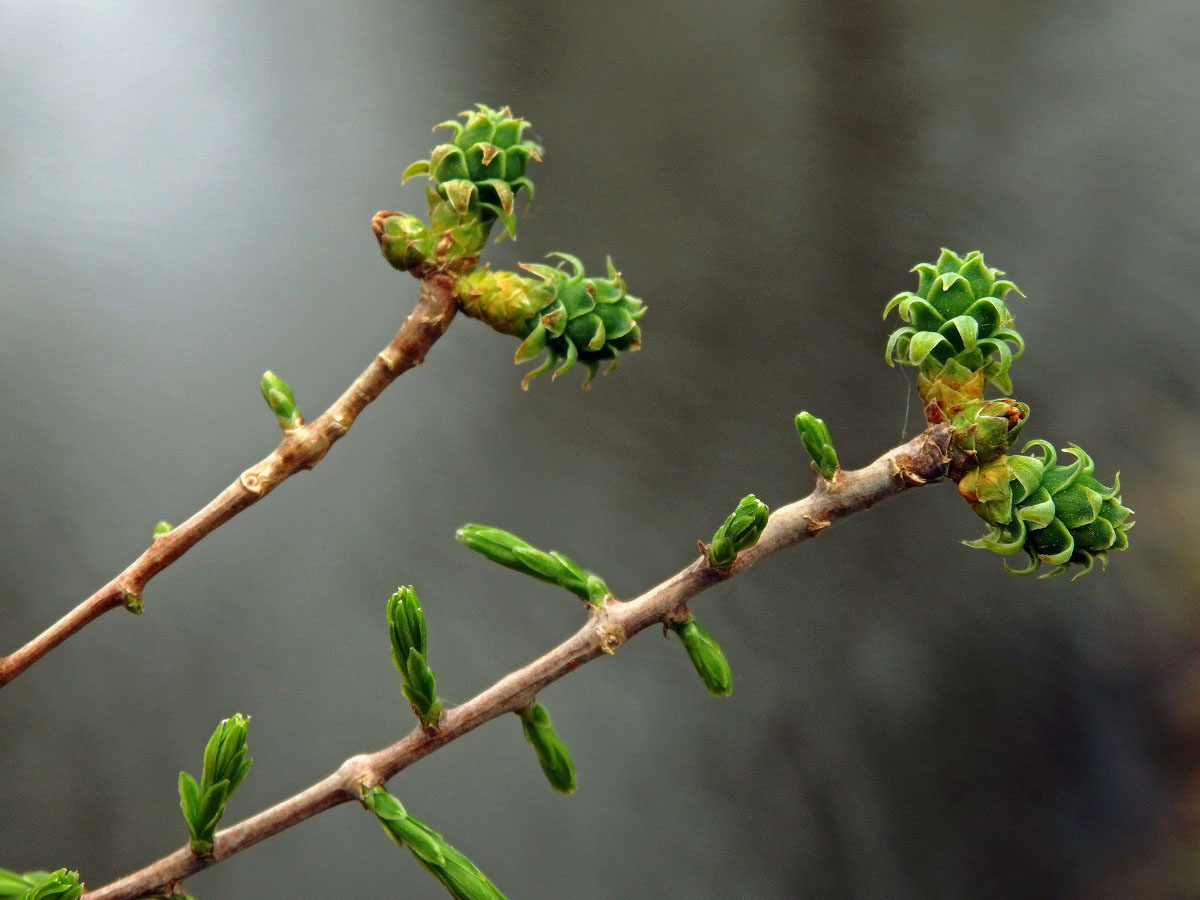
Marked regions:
[0,272,460,689]
[81,424,953,900]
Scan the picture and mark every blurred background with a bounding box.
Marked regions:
[3,1,1200,898]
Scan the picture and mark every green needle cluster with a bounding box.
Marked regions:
[387,586,442,729]
[0,868,81,900]
[178,713,253,855]
[795,412,839,480]
[518,703,576,794]
[455,524,610,606]
[364,787,509,900]
[670,616,733,697]
[707,495,770,571]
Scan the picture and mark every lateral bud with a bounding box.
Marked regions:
[260,370,302,430]
[706,494,770,570]
[518,702,577,794]
[795,411,840,480]
[455,523,610,606]
[670,616,733,697]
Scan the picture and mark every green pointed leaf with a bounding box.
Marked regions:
[884,326,914,365]
[912,262,938,297]
[935,248,965,275]
[906,299,945,333]
[958,253,996,300]
[906,330,950,366]
[430,145,470,182]
[401,159,431,182]
[883,291,913,319]
[930,273,975,318]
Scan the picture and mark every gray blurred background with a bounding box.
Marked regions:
[3,1,1200,898]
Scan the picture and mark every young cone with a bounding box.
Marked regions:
[960,440,1133,578]
[884,249,1025,418]
[456,254,645,388]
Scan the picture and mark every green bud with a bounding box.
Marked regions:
[179,713,253,855]
[152,520,173,540]
[0,868,82,900]
[795,412,839,479]
[364,786,509,900]
[386,587,441,729]
[519,703,576,794]
[671,616,733,697]
[707,495,770,570]
[949,397,1028,465]
[373,211,433,273]
[455,524,610,606]
[122,590,144,614]
[260,371,301,430]
[364,787,447,866]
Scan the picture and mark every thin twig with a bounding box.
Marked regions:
[81,424,953,900]
[0,272,460,689]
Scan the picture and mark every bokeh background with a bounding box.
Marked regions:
[3,2,1200,898]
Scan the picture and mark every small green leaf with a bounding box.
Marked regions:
[152,520,173,540]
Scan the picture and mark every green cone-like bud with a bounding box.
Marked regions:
[884,249,1025,415]
[456,254,645,389]
[671,616,733,696]
[949,397,1029,466]
[960,440,1133,578]
[795,412,839,479]
[151,520,173,540]
[387,586,442,729]
[260,371,301,430]
[178,713,253,855]
[373,199,487,274]
[403,104,541,241]
[707,494,770,570]
[374,211,432,273]
[0,868,82,900]
[519,702,576,794]
[364,786,509,900]
[456,524,610,605]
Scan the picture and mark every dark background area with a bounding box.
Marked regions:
[3,2,1200,898]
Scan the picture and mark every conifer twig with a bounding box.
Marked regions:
[81,424,953,900]
[0,272,459,689]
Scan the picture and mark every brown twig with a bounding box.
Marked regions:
[81,424,952,900]
[0,272,460,689]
